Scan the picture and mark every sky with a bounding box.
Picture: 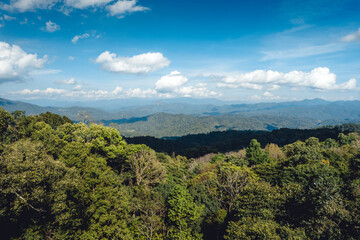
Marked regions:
[0,0,360,104]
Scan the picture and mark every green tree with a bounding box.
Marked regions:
[246,139,269,166]
[167,185,204,239]
[126,144,167,187]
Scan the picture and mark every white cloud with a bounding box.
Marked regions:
[218,82,263,90]
[125,88,157,98]
[55,77,77,85]
[11,85,158,99]
[17,88,67,98]
[73,84,82,90]
[155,71,221,98]
[0,41,47,83]
[341,28,360,42]
[69,56,75,60]
[268,84,280,91]
[71,33,90,43]
[0,0,58,12]
[0,0,149,18]
[96,51,170,74]
[10,82,220,99]
[64,0,112,9]
[338,78,357,90]
[106,0,148,17]
[42,20,60,32]
[176,85,220,98]
[217,67,357,91]
[155,71,188,92]
[3,14,16,21]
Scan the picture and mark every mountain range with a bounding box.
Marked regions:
[1,97,360,137]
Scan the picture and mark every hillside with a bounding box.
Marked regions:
[109,112,321,137]
[124,123,360,158]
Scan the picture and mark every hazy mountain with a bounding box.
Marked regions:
[2,97,360,138]
[24,97,228,111]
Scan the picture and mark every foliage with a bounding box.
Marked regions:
[1,108,360,239]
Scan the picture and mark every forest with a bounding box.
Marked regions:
[1,108,360,239]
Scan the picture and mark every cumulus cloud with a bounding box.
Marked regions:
[42,20,60,32]
[95,51,170,74]
[155,71,221,98]
[55,77,76,85]
[0,0,58,12]
[71,33,90,43]
[218,67,357,91]
[63,0,112,9]
[176,85,220,98]
[0,41,47,83]
[155,71,188,92]
[106,0,148,17]
[0,0,149,18]
[125,88,157,98]
[17,88,68,98]
[341,28,360,42]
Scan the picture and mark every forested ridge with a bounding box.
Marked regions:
[125,124,360,158]
[1,108,360,239]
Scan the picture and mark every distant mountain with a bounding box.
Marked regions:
[24,97,227,111]
[107,112,321,138]
[2,97,360,138]
[0,98,116,120]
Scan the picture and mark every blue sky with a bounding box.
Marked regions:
[0,0,359,103]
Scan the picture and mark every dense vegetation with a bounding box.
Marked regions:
[1,108,360,239]
[125,124,360,158]
[107,113,321,137]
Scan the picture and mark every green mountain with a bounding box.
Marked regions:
[108,112,321,137]
[2,97,360,138]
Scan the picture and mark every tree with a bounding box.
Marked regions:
[0,139,81,239]
[126,145,166,187]
[0,108,12,141]
[167,185,204,239]
[217,163,257,212]
[246,139,269,166]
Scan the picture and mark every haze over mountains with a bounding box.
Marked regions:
[1,97,360,137]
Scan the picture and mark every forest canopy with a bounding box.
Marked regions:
[1,108,360,239]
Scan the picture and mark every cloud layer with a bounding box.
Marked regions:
[0,0,149,17]
[0,41,47,83]
[95,51,170,74]
[0,0,58,12]
[218,67,357,91]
